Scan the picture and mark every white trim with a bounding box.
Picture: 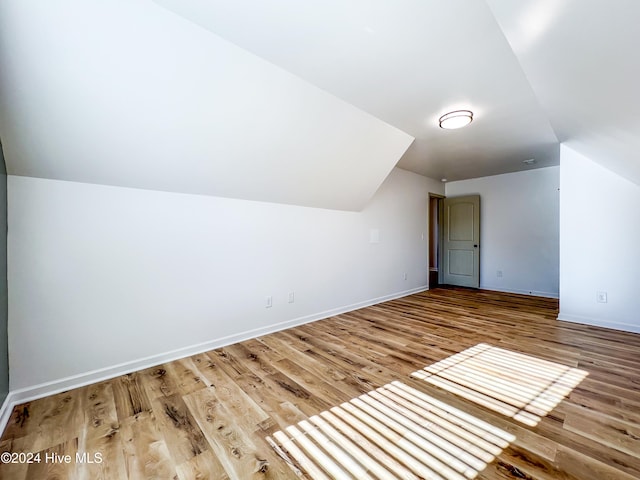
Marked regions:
[0,286,427,435]
[557,313,640,334]
[0,392,15,436]
[479,284,559,299]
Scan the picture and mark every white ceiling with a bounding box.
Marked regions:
[1,0,639,211]
[486,0,640,185]
[156,0,561,181]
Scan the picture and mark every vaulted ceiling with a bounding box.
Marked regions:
[0,0,638,211]
[487,0,640,186]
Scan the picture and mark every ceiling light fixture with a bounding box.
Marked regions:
[439,110,473,129]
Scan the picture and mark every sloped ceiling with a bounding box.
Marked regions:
[0,1,638,212]
[0,0,413,211]
[486,0,640,185]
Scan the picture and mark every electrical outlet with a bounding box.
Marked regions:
[496,270,503,278]
[597,291,607,303]
[403,273,408,280]
[265,296,273,308]
[288,292,295,303]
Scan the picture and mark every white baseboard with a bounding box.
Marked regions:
[0,392,15,437]
[0,285,428,435]
[557,313,640,334]
[479,285,559,299]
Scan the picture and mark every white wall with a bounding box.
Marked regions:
[558,146,640,333]
[445,167,559,297]
[8,168,443,393]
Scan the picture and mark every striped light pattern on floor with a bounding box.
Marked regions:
[268,381,515,480]
[411,343,588,427]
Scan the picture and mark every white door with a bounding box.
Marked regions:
[442,195,480,288]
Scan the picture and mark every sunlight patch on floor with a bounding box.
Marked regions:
[411,343,588,427]
[268,381,515,480]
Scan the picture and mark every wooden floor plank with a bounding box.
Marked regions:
[151,394,210,466]
[183,387,294,480]
[25,438,79,480]
[120,411,177,480]
[112,373,153,422]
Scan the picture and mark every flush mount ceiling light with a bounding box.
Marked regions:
[439,110,473,129]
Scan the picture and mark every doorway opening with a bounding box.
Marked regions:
[428,194,444,288]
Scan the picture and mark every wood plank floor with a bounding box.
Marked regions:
[1,287,639,479]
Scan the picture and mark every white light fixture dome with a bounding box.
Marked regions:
[439,110,473,129]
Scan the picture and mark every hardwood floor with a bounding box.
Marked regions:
[1,287,639,479]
